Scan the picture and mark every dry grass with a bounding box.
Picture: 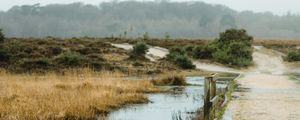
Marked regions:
[0,68,159,120]
[152,73,186,86]
[254,39,300,46]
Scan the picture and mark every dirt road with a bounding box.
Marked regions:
[225,46,300,120]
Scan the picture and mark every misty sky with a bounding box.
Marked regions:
[0,0,299,15]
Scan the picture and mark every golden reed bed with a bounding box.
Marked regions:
[0,68,159,120]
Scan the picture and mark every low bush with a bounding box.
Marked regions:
[184,45,195,55]
[191,28,253,67]
[57,52,84,66]
[47,46,63,55]
[129,42,149,59]
[19,58,51,70]
[287,50,300,61]
[167,46,195,69]
[192,44,217,59]
[213,41,253,67]
[167,46,186,59]
[174,55,195,69]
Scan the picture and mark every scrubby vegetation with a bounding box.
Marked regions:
[0,37,201,75]
[287,50,300,62]
[56,52,85,66]
[185,29,254,67]
[208,29,253,67]
[130,42,149,59]
[167,47,195,69]
[0,48,10,62]
[108,28,254,67]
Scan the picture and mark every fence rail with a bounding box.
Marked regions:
[203,73,229,120]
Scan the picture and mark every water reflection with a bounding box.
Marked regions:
[108,77,205,120]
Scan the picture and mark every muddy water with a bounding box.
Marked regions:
[108,77,228,120]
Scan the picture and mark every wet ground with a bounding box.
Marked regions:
[112,43,300,120]
[108,77,228,120]
[225,46,300,120]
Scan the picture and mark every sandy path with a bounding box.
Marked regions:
[194,61,241,74]
[226,46,300,120]
[111,43,169,61]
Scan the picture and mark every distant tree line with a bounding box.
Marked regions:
[0,1,300,38]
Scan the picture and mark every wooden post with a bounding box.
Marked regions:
[204,74,218,120]
[204,76,211,120]
[210,75,217,118]
[210,75,217,99]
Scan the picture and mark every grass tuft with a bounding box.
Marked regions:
[152,74,186,86]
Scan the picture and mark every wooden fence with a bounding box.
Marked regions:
[203,74,229,120]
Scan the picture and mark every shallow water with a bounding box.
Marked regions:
[108,76,226,120]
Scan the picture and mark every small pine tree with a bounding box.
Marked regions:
[143,32,149,40]
[164,32,170,40]
[123,31,127,38]
[130,42,149,59]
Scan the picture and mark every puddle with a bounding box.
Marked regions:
[108,76,229,120]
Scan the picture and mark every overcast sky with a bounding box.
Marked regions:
[0,0,299,15]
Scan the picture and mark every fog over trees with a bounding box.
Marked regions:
[0,1,300,38]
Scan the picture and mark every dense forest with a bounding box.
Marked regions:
[0,1,300,38]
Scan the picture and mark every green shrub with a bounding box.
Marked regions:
[213,41,253,67]
[57,52,84,66]
[192,43,218,59]
[167,46,195,69]
[192,28,253,67]
[184,45,195,56]
[130,42,149,59]
[167,46,185,59]
[217,28,253,47]
[287,50,300,61]
[212,48,230,64]
[0,48,10,62]
[174,55,195,69]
